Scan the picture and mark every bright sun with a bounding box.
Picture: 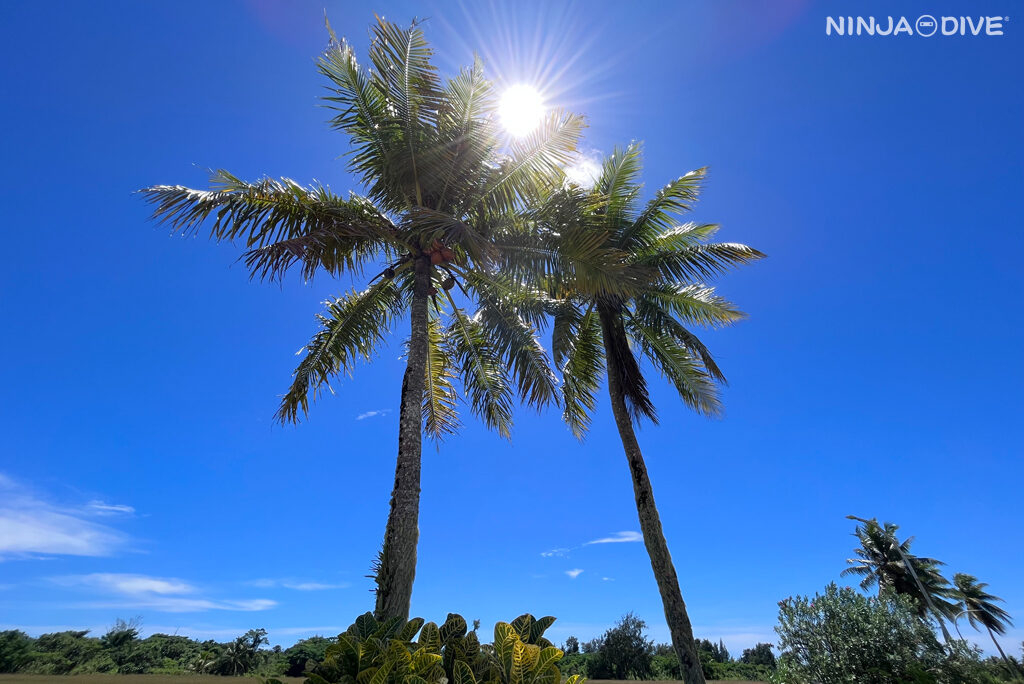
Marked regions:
[499,85,545,137]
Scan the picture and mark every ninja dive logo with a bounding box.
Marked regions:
[826,15,1007,37]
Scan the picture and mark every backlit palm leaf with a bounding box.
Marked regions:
[276,279,404,423]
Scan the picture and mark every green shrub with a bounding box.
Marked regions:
[772,583,990,684]
[0,630,33,673]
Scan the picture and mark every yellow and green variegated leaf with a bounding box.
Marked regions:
[386,640,412,667]
[563,675,586,684]
[439,613,468,642]
[369,660,393,684]
[399,617,425,642]
[531,647,562,680]
[527,616,556,644]
[374,616,404,641]
[509,615,533,642]
[453,659,477,684]
[352,613,380,639]
[356,665,379,684]
[418,622,441,652]
[409,647,442,672]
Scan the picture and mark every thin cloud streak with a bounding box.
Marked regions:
[586,531,643,545]
[0,474,131,560]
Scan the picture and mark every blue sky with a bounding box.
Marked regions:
[1,0,1022,657]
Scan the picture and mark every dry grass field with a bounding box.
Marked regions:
[0,677,304,684]
[0,678,766,684]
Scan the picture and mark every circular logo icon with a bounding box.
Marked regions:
[916,15,938,36]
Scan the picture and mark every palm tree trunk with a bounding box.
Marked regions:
[987,625,1021,681]
[375,255,431,621]
[601,323,706,684]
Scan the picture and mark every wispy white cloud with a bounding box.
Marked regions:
[564,149,603,188]
[52,573,197,596]
[52,573,275,614]
[356,409,391,421]
[0,474,131,560]
[75,597,276,613]
[246,578,349,591]
[601,577,614,581]
[565,569,584,579]
[540,548,570,558]
[86,501,136,516]
[586,531,643,545]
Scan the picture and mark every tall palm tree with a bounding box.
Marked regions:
[517,144,763,684]
[951,573,1016,673]
[141,17,583,621]
[842,519,958,641]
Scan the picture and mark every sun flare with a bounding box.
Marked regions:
[499,84,545,137]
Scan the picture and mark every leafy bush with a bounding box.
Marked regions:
[0,631,33,673]
[773,583,992,683]
[308,612,581,684]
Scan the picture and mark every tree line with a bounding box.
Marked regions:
[0,621,307,677]
[140,15,762,684]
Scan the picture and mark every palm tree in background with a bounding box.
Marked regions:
[951,573,1017,674]
[142,17,584,621]
[515,143,763,684]
[842,519,958,640]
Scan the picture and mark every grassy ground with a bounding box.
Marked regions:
[0,678,765,684]
[0,677,304,684]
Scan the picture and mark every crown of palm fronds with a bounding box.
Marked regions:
[952,573,1013,635]
[842,520,959,619]
[141,16,584,438]
[507,143,763,437]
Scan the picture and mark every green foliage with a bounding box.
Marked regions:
[773,583,993,683]
[740,642,776,668]
[583,613,654,680]
[0,630,33,673]
[311,612,579,684]
[282,636,335,678]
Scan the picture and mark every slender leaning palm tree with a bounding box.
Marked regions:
[142,18,583,621]
[842,519,958,641]
[951,573,1016,672]
[516,144,763,684]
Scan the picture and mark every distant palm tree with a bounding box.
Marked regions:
[520,143,762,684]
[842,520,958,639]
[141,18,582,621]
[952,573,1016,673]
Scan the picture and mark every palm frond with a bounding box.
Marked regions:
[631,300,726,382]
[140,172,397,281]
[422,313,459,439]
[552,302,604,438]
[445,305,514,438]
[276,280,404,423]
[625,311,722,417]
[639,282,746,329]
[477,109,586,214]
[474,284,558,410]
[596,143,644,227]
[635,241,765,282]
[618,169,707,249]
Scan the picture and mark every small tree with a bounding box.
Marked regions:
[740,642,775,668]
[589,613,654,680]
[563,636,580,655]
